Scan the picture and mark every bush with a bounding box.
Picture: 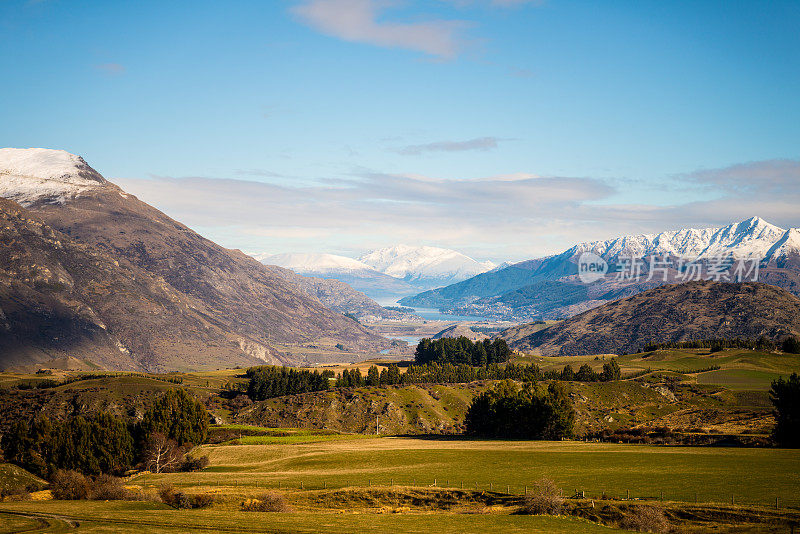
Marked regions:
[159,485,190,509]
[158,485,214,509]
[91,474,125,500]
[0,485,32,501]
[520,477,563,515]
[620,504,669,533]
[51,470,91,500]
[179,455,210,472]
[241,492,292,512]
[190,493,216,509]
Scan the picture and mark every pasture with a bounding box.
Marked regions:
[136,436,800,509]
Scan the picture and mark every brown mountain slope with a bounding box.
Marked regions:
[0,198,271,372]
[501,281,800,356]
[1,149,388,365]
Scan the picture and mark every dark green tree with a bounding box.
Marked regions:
[366,365,380,386]
[782,337,800,355]
[139,389,208,446]
[601,358,621,381]
[770,373,800,447]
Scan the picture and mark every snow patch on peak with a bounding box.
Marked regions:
[359,244,495,283]
[0,148,107,206]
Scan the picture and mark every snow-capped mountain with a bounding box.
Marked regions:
[568,216,787,262]
[256,246,495,300]
[0,148,108,206]
[402,217,800,320]
[255,252,420,298]
[359,244,495,285]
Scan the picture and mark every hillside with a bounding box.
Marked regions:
[0,148,388,369]
[0,198,276,371]
[502,281,800,356]
[401,217,800,321]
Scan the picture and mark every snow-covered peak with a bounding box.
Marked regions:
[359,244,495,282]
[256,252,374,274]
[567,217,788,262]
[0,148,107,206]
[764,228,800,263]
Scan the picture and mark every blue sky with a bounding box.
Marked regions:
[1,0,799,261]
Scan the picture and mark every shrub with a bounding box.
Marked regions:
[91,474,126,500]
[620,504,669,533]
[0,485,31,501]
[190,493,216,509]
[51,470,91,500]
[158,485,190,509]
[179,455,210,472]
[241,492,292,512]
[521,477,563,515]
[158,485,214,509]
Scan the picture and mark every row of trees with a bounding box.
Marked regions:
[771,373,800,447]
[247,358,626,396]
[414,337,512,366]
[246,366,334,401]
[640,336,800,354]
[1,389,208,478]
[465,381,575,439]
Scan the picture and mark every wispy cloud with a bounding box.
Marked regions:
[113,158,800,261]
[94,63,126,76]
[291,0,470,59]
[398,136,502,155]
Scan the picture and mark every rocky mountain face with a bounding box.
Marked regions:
[402,217,800,321]
[501,281,800,356]
[0,148,389,370]
[0,198,270,371]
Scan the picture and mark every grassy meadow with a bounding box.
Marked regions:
[134,435,800,508]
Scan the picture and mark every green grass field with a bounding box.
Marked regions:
[135,437,800,509]
[0,500,623,533]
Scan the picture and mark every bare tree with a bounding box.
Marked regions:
[143,433,185,473]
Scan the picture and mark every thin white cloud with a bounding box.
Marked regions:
[398,137,501,155]
[291,0,470,59]
[112,158,800,262]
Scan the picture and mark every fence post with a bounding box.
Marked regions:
[660,490,663,502]
[324,481,327,489]
[434,478,437,487]
[507,485,510,494]
[461,481,463,489]
[524,485,528,495]
[390,478,393,487]
[731,495,734,505]
[694,493,697,504]
[776,497,779,510]
[490,482,493,491]
[626,489,629,500]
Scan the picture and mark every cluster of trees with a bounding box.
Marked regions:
[414,337,512,366]
[1,389,208,478]
[640,336,799,354]
[246,366,333,401]
[771,373,800,447]
[545,359,621,382]
[465,381,575,439]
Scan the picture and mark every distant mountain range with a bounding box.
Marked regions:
[500,281,800,356]
[0,148,389,371]
[401,217,800,321]
[257,245,495,300]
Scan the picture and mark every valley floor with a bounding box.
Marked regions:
[2,436,799,533]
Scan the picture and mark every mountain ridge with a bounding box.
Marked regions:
[0,148,389,370]
[401,217,800,321]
